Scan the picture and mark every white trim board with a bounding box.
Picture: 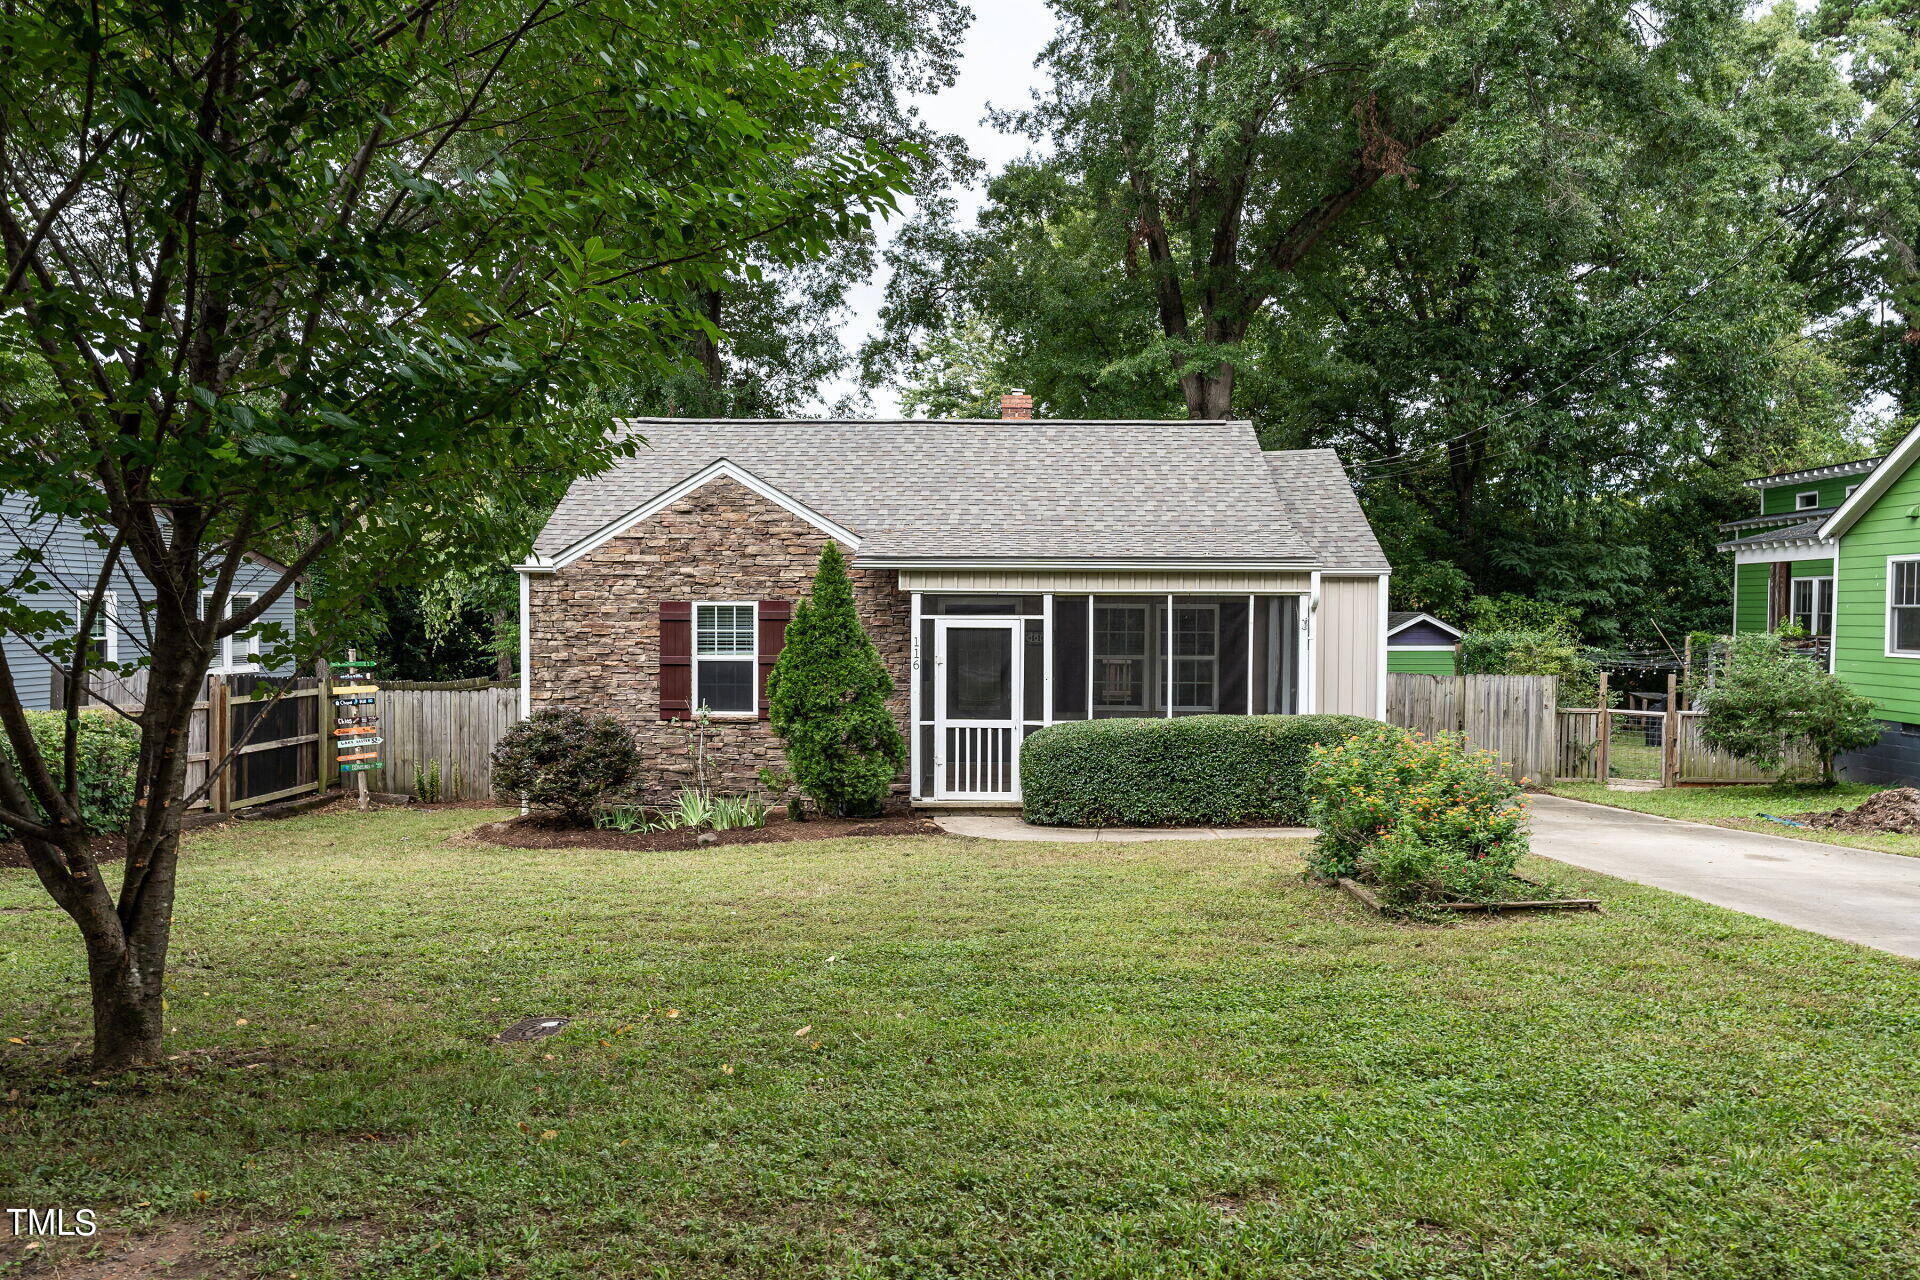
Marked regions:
[1384,611,1463,641]
[1733,541,1836,565]
[530,458,861,571]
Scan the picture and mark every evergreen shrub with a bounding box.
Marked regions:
[1019,714,1374,827]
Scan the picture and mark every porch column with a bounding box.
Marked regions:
[1164,593,1174,717]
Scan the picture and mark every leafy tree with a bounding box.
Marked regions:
[873,1,1880,646]
[1458,630,1604,708]
[0,0,914,1070]
[766,542,905,817]
[1699,631,1880,786]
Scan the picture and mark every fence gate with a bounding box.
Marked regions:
[1387,674,1559,784]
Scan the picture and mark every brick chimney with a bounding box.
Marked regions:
[1000,389,1033,420]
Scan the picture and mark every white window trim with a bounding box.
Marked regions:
[1886,556,1920,658]
[1795,490,1821,510]
[692,600,758,717]
[202,591,262,673]
[75,591,118,665]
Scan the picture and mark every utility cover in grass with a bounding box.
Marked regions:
[495,1016,570,1044]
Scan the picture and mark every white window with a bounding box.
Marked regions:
[1846,484,1860,498]
[74,591,118,665]
[693,602,756,713]
[202,591,262,672]
[1890,559,1920,656]
[1171,603,1218,710]
[1790,577,1833,637]
[1796,490,1820,510]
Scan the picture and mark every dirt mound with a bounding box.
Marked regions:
[1795,787,1920,834]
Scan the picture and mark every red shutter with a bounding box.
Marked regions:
[758,599,792,720]
[660,601,692,718]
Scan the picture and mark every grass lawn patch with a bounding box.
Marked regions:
[1551,781,1920,858]
[4,809,1920,1277]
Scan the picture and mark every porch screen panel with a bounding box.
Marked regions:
[1093,596,1164,717]
[1052,596,1089,719]
[1256,596,1300,715]
[919,618,934,713]
[1024,619,1045,721]
[1218,599,1249,714]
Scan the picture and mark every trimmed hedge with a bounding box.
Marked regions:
[1019,714,1377,827]
[0,709,141,835]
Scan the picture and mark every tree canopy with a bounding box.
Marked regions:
[0,0,916,1069]
[873,0,1920,644]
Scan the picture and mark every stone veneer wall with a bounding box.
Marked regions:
[526,476,911,799]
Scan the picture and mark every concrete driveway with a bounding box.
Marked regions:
[1530,794,1920,959]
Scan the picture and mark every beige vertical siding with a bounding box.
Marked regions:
[1316,575,1383,718]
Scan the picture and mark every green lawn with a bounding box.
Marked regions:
[5,809,1920,1278]
[1552,780,1920,858]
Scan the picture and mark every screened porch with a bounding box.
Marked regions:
[910,592,1307,802]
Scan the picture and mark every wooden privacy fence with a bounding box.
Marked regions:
[82,670,324,813]
[367,681,521,801]
[1386,674,1559,784]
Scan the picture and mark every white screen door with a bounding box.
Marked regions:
[934,619,1021,800]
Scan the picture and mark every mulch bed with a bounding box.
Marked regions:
[473,807,946,851]
[1794,787,1920,834]
[0,831,124,870]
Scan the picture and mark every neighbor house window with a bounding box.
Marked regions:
[1846,484,1860,498]
[1790,577,1833,636]
[1890,559,1920,656]
[1796,490,1820,510]
[694,601,756,713]
[201,591,262,672]
[74,592,117,665]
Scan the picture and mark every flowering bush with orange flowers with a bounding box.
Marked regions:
[1305,725,1529,904]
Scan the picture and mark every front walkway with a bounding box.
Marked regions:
[934,814,1314,843]
[1530,794,1920,959]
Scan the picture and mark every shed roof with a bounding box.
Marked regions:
[1714,518,1830,553]
[1386,610,1463,640]
[533,419,1388,571]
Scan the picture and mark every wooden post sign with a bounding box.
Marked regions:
[332,650,381,810]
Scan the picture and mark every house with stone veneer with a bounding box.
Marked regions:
[516,399,1391,805]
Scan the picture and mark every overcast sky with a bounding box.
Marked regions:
[816,1,1059,417]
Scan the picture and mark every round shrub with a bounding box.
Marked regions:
[0,709,140,836]
[490,708,640,825]
[1019,714,1376,827]
[1305,725,1528,904]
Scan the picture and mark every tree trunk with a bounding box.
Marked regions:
[494,607,513,682]
[85,933,166,1072]
[691,286,724,389]
[1180,362,1236,419]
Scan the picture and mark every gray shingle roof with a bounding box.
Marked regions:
[534,418,1385,569]
[1387,612,1421,629]
[1262,449,1389,571]
[1715,518,1828,551]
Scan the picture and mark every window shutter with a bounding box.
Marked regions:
[757,599,792,720]
[660,601,692,718]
